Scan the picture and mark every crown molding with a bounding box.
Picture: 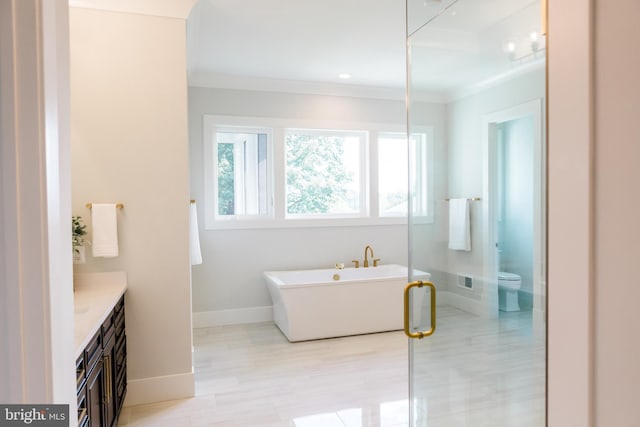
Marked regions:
[68,0,198,19]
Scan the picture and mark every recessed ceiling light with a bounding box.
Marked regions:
[338,73,352,79]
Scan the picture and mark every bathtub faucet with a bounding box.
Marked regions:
[364,245,376,268]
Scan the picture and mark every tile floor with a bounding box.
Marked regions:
[117,306,545,427]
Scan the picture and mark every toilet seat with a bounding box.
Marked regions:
[498,272,520,281]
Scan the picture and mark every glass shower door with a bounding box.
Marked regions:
[406,0,547,425]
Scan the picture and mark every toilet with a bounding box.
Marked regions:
[498,272,521,312]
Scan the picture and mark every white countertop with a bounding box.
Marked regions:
[74,271,128,358]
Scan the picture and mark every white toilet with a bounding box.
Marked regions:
[498,272,521,311]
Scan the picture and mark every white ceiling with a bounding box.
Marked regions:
[69,0,544,101]
[408,0,544,97]
[187,0,544,100]
[186,0,407,96]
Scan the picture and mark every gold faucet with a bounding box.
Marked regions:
[364,245,374,268]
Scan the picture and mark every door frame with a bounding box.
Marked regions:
[482,98,545,325]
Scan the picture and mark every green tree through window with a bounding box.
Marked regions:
[217,143,235,215]
[286,133,353,214]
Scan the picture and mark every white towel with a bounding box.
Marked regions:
[448,198,471,251]
[190,202,203,265]
[91,204,119,257]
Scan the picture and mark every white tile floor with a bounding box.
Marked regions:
[117,306,545,427]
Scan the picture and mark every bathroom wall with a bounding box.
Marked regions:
[0,0,75,406]
[547,0,640,423]
[69,7,194,405]
[592,0,640,424]
[499,117,534,309]
[188,61,543,323]
[407,101,450,292]
[444,68,545,312]
[4,0,638,423]
[188,87,447,324]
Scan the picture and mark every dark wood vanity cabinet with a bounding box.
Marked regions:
[77,295,127,427]
[86,356,105,427]
[76,354,89,427]
[113,298,127,416]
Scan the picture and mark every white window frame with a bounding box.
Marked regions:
[374,129,434,223]
[203,117,274,228]
[202,115,433,230]
[215,128,272,217]
[408,126,435,224]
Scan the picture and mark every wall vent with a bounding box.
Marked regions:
[457,274,473,290]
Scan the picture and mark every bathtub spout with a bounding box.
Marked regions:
[364,245,374,268]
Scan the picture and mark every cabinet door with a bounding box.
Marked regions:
[77,382,89,427]
[103,335,116,427]
[86,358,104,427]
[114,296,127,415]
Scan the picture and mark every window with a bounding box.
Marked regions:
[377,131,432,220]
[378,133,409,217]
[203,115,433,229]
[285,129,367,218]
[409,130,433,221]
[205,124,273,221]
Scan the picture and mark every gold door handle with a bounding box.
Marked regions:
[403,281,436,339]
[103,355,112,403]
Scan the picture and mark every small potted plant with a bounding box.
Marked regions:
[72,215,88,262]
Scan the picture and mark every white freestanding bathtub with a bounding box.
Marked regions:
[264,264,430,342]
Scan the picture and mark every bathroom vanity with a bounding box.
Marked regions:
[74,272,127,427]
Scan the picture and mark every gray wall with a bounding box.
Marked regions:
[445,69,545,303]
[189,88,437,317]
[188,70,544,319]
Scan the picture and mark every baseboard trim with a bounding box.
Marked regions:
[438,291,486,316]
[124,371,194,407]
[193,306,273,328]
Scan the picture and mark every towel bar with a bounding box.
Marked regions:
[86,203,124,209]
[445,197,481,202]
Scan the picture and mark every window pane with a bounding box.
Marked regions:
[410,133,429,217]
[217,141,235,215]
[285,130,362,216]
[379,134,408,216]
[216,131,270,216]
